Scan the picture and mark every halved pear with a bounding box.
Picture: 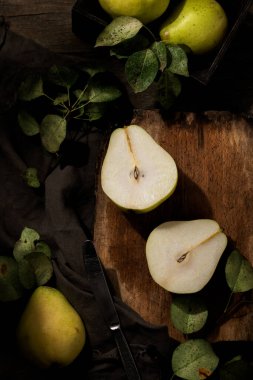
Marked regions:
[101,125,178,212]
[146,219,227,293]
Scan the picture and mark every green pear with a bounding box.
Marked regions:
[98,0,170,24]
[160,0,228,55]
[16,286,86,368]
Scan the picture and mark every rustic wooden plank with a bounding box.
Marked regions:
[94,110,253,342]
[0,0,90,53]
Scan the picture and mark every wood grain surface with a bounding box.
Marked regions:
[94,109,253,343]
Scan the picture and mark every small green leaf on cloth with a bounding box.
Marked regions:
[53,93,69,106]
[84,103,106,121]
[172,339,219,380]
[0,256,24,301]
[23,167,40,188]
[18,73,44,101]
[18,110,40,136]
[225,250,253,293]
[13,227,40,262]
[35,241,52,259]
[125,49,159,93]
[87,74,122,103]
[95,16,143,47]
[48,65,78,89]
[18,252,53,288]
[171,295,208,334]
[40,114,67,153]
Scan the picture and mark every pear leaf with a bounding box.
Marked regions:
[0,256,24,301]
[125,49,159,93]
[157,69,182,110]
[13,227,40,262]
[35,241,52,259]
[82,65,106,77]
[95,16,143,47]
[225,250,253,293]
[18,73,44,101]
[87,74,122,103]
[19,252,53,287]
[220,358,253,380]
[73,89,89,103]
[171,295,208,334]
[151,41,167,72]
[40,114,67,153]
[110,34,150,59]
[23,167,40,188]
[84,103,106,121]
[167,44,189,77]
[53,93,69,106]
[172,339,219,380]
[18,110,40,136]
[48,65,78,89]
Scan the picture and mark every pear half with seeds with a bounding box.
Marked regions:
[101,125,178,212]
[146,219,227,293]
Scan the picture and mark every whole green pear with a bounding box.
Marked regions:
[160,0,228,54]
[16,286,86,368]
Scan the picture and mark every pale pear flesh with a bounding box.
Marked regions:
[16,286,86,368]
[101,125,178,212]
[160,0,228,55]
[146,219,228,293]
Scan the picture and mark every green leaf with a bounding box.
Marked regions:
[220,358,253,380]
[167,44,189,77]
[95,16,143,47]
[151,41,167,72]
[0,256,24,301]
[82,65,106,77]
[157,69,182,110]
[110,34,150,59]
[40,114,67,153]
[18,110,40,136]
[18,252,53,288]
[172,339,219,380]
[23,167,40,188]
[13,227,40,262]
[87,74,122,103]
[48,65,78,89]
[225,250,253,293]
[125,49,159,93]
[73,89,89,103]
[171,295,208,334]
[84,103,106,121]
[53,93,69,106]
[35,241,52,259]
[18,73,44,101]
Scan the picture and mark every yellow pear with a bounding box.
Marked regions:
[16,286,86,368]
[160,0,228,54]
[98,0,170,24]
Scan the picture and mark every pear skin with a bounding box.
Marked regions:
[98,0,170,24]
[160,0,228,54]
[16,286,86,368]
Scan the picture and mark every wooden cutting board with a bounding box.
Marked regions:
[94,109,253,343]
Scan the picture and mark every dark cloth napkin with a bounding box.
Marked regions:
[0,22,175,380]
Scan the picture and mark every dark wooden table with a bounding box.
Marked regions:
[1,0,253,344]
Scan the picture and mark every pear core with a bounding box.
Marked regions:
[146,219,228,293]
[159,0,228,55]
[98,0,170,24]
[101,125,178,212]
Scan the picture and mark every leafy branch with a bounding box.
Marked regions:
[17,65,123,155]
[95,16,189,110]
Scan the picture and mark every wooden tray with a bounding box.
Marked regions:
[94,110,253,343]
